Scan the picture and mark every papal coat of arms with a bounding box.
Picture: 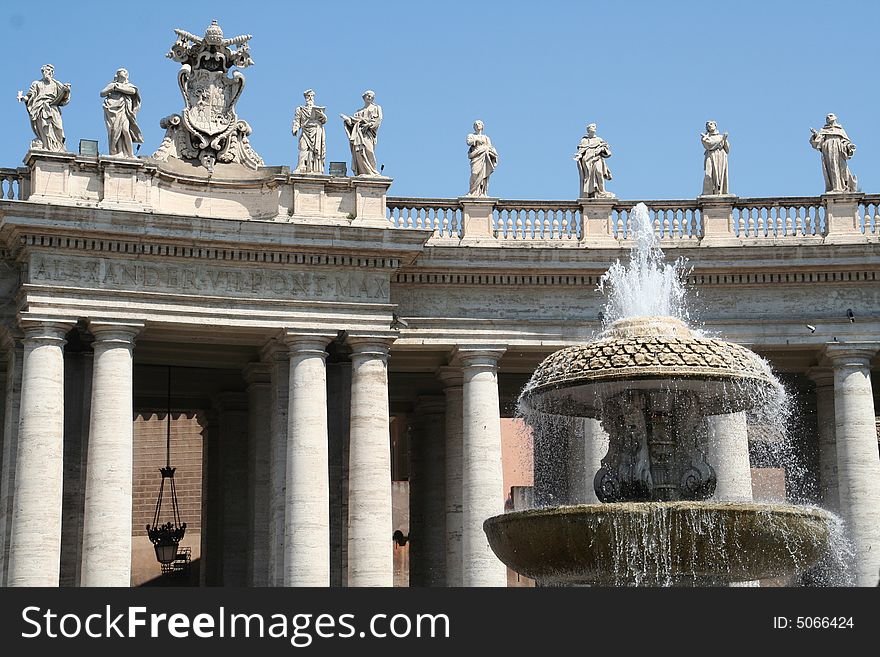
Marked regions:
[151,20,264,172]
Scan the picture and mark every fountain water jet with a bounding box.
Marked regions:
[484,203,839,586]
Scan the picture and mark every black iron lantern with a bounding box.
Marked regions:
[146,367,187,567]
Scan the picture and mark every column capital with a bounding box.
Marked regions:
[437,365,464,390]
[347,334,395,359]
[806,366,835,388]
[18,316,75,343]
[453,345,506,370]
[283,330,335,356]
[87,320,144,346]
[823,342,880,367]
[243,362,272,387]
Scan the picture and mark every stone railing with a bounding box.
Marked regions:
[731,197,825,237]
[387,193,877,245]
[858,194,880,235]
[386,198,462,237]
[0,168,28,200]
[609,200,701,240]
[494,201,581,240]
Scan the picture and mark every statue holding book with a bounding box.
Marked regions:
[292,89,327,174]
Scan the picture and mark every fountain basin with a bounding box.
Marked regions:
[520,317,779,417]
[484,502,832,586]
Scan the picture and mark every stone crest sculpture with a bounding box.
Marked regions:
[151,20,264,172]
[17,64,71,152]
[574,123,613,198]
[700,120,729,195]
[810,113,857,193]
[101,68,144,158]
[466,120,499,196]
[292,89,327,174]
[340,90,383,176]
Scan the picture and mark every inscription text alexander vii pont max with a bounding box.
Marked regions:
[29,256,390,302]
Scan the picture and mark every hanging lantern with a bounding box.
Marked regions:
[146,367,187,568]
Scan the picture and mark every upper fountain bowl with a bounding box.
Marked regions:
[520,316,780,417]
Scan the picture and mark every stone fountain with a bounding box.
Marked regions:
[483,204,836,586]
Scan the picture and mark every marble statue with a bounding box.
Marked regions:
[701,121,729,195]
[100,68,144,158]
[810,114,857,193]
[292,89,327,174]
[151,20,264,172]
[466,120,499,196]
[340,90,383,176]
[574,123,613,198]
[17,64,71,152]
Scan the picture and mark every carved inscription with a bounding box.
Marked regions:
[29,255,390,302]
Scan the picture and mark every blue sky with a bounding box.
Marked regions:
[1,0,877,200]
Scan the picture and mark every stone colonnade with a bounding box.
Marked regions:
[0,319,514,588]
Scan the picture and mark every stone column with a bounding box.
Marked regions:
[0,338,23,586]
[347,337,394,587]
[438,366,464,586]
[327,361,352,587]
[80,321,142,587]
[568,418,609,504]
[825,343,880,587]
[244,363,271,587]
[264,342,288,586]
[707,412,753,502]
[216,392,249,586]
[60,342,92,587]
[6,318,74,586]
[808,367,839,513]
[458,346,507,587]
[284,332,334,587]
[409,396,446,587]
[199,410,221,586]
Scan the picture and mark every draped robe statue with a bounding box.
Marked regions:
[574,123,613,198]
[340,90,383,176]
[701,121,729,195]
[810,114,857,193]
[466,120,499,196]
[292,89,327,174]
[17,64,71,152]
[101,68,144,158]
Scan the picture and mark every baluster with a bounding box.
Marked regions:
[561,209,570,239]
[784,206,793,236]
[512,208,522,239]
[551,209,560,239]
